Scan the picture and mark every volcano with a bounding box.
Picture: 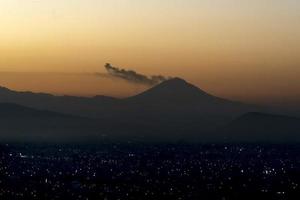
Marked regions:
[127,78,213,103]
[0,78,271,142]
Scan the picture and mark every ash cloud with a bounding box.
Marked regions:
[104,63,170,86]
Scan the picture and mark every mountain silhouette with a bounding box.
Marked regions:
[127,78,213,103]
[0,78,257,118]
[125,78,260,124]
[0,86,119,118]
[0,78,294,142]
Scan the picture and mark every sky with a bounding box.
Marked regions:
[0,0,300,106]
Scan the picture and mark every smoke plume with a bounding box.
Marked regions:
[104,63,170,86]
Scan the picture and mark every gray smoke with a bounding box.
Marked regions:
[104,63,170,86]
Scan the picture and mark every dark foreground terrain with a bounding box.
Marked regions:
[0,143,299,199]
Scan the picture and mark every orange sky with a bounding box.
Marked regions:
[0,0,300,106]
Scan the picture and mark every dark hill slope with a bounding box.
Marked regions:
[224,112,300,142]
[0,103,101,142]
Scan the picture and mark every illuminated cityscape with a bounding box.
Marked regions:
[1,143,299,199]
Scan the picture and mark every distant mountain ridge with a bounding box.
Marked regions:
[0,78,257,118]
[0,78,298,142]
[0,86,119,118]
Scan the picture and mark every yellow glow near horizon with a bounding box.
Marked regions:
[0,0,300,104]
